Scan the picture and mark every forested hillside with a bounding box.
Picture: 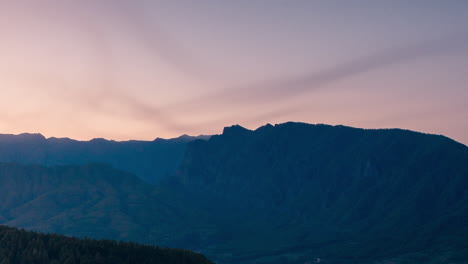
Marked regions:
[0,225,213,264]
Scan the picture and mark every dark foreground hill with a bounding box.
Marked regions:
[0,225,213,264]
[0,133,209,184]
[0,122,467,264]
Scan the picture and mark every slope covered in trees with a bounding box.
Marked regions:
[0,225,213,264]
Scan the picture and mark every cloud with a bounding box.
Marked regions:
[78,32,468,132]
[47,2,468,134]
[164,32,468,111]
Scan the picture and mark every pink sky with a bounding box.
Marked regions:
[0,0,467,144]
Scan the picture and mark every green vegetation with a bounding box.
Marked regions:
[0,225,213,264]
[0,122,467,263]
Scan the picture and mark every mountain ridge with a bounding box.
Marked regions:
[0,133,210,184]
[0,122,466,263]
[0,132,210,143]
[173,122,468,263]
[224,122,466,146]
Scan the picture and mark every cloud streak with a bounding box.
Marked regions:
[103,32,468,131]
[60,3,468,134]
[164,32,468,111]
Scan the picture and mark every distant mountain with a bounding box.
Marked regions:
[0,225,213,264]
[0,123,467,264]
[0,133,209,184]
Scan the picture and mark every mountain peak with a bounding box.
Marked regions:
[154,134,211,142]
[222,125,251,136]
[255,123,274,132]
[89,138,111,143]
[0,133,46,142]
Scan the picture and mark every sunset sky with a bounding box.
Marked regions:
[0,0,467,144]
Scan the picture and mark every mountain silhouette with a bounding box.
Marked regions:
[171,122,468,263]
[0,123,466,263]
[0,133,209,184]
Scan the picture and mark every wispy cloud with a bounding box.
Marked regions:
[163,32,468,111]
[115,32,468,130]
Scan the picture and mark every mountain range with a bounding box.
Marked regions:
[0,122,467,264]
[0,133,209,184]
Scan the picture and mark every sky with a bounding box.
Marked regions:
[0,0,467,144]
